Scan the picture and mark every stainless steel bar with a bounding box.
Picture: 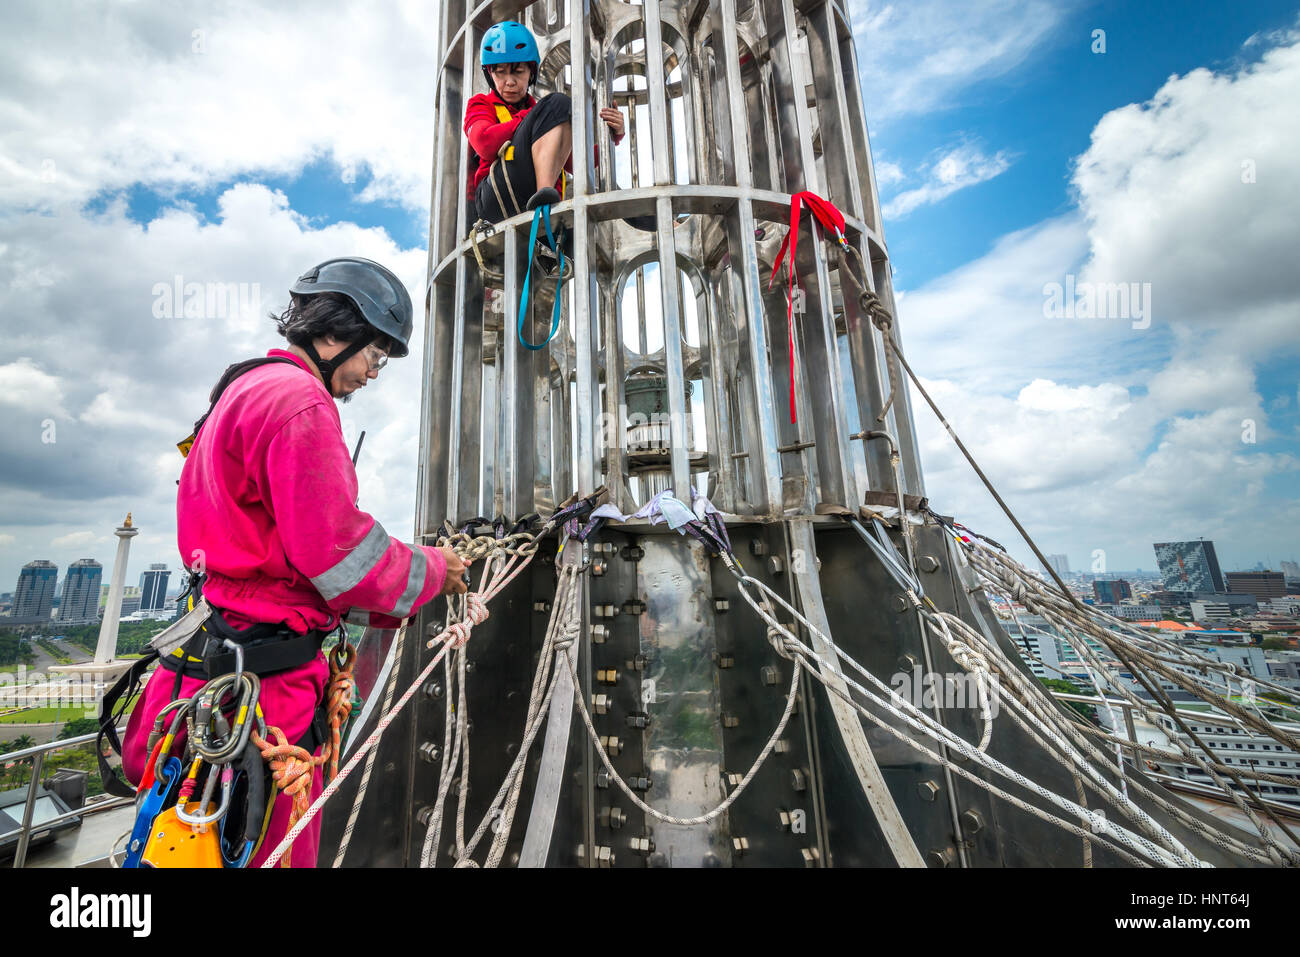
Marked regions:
[570,0,598,497]
[13,750,45,869]
[644,0,691,495]
[716,0,781,513]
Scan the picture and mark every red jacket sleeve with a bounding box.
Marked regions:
[262,403,447,622]
[465,95,522,161]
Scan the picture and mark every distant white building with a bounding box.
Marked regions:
[1190,600,1239,621]
[1137,708,1300,808]
[1095,603,1162,622]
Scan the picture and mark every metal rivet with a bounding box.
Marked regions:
[897,654,918,672]
[714,653,734,669]
[592,694,611,715]
[749,539,769,557]
[790,769,807,792]
[714,598,730,612]
[926,847,956,868]
[424,682,444,699]
[732,836,749,856]
[767,556,785,576]
[600,734,622,756]
[960,809,984,834]
[600,806,626,829]
[761,665,780,686]
[626,712,650,729]
[592,560,608,577]
[590,624,609,644]
[918,555,940,573]
[801,847,820,867]
[722,713,739,728]
[597,668,619,685]
[892,594,909,613]
[418,742,441,763]
[630,836,655,855]
[918,780,940,801]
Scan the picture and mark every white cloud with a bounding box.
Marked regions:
[1072,31,1300,357]
[883,142,1014,219]
[874,160,905,188]
[0,1,438,211]
[51,531,100,549]
[0,184,427,585]
[0,358,69,417]
[897,28,1300,569]
[849,0,1073,122]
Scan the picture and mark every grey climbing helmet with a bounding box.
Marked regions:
[290,257,414,358]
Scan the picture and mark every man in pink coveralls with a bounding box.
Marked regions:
[121,257,468,867]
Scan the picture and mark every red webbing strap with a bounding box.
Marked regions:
[767,191,852,424]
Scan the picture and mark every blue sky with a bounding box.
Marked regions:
[1,0,1298,590]
[875,0,1300,288]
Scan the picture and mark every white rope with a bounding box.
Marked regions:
[259,539,538,868]
[963,538,1298,866]
[724,562,1203,867]
[332,624,407,867]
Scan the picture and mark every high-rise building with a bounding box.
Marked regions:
[13,560,58,620]
[1154,540,1225,593]
[57,559,103,622]
[1282,560,1300,586]
[139,563,170,611]
[98,584,142,614]
[1226,571,1286,601]
[1042,554,1070,577]
[1093,579,1132,604]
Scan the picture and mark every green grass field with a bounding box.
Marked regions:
[0,702,134,724]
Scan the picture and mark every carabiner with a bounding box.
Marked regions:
[176,763,234,828]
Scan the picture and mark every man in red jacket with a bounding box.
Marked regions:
[465,20,624,223]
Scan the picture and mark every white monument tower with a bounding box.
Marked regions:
[94,513,138,665]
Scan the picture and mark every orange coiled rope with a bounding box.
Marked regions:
[251,641,355,867]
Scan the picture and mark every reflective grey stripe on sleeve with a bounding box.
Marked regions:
[345,609,372,626]
[310,521,391,601]
[388,544,428,619]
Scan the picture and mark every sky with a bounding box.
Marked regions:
[1,0,1298,595]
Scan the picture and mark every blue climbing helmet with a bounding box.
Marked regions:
[481,21,539,89]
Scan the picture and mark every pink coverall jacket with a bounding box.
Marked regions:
[122,348,447,867]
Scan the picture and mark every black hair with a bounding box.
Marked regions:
[272,292,395,353]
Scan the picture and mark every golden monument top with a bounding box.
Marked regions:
[123,512,133,528]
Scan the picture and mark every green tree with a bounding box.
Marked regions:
[58,717,100,740]
[1040,678,1098,723]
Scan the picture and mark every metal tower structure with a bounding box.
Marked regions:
[318,0,1268,868]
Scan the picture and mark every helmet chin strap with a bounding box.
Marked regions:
[304,334,373,396]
